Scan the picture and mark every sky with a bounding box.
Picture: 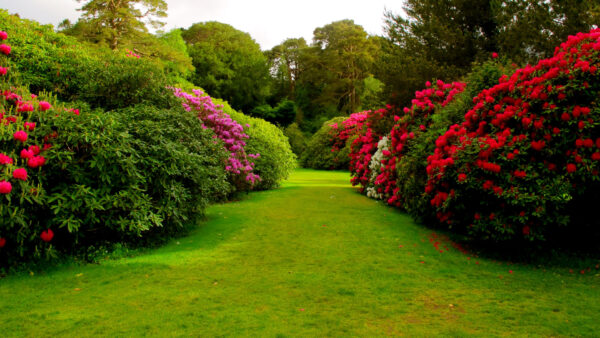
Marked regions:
[0,0,405,50]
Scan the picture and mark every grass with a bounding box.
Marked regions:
[1,168,599,336]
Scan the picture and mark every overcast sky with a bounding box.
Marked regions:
[0,0,405,50]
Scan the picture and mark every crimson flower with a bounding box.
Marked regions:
[13,130,28,143]
[0,237,6,248]
[12,168,27,181]
[0,44,10,55]
[40,229,54,242]
[0,180,12,194]
[0,153,13,165]
[38,101,51,111]
[0,31,7,40]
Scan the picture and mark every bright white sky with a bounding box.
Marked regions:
[0,0,405,50]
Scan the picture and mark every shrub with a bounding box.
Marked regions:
[425,29,600,242]
[0,10,177,110]
[216,98,296,190]
[283,122,307,157]
[300,116,348,170]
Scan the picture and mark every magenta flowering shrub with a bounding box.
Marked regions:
[424,29,600,242]
[173,88,260,190]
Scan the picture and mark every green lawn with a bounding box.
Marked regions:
[1,169,598,336]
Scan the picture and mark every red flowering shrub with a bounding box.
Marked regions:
[371,81,466,207]
[425,29,600,242]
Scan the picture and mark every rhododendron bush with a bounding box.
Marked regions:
[0,30,231,267]
[332,29,600,244]
[425,29,600,242]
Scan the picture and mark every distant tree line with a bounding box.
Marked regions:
[60,0,599,133]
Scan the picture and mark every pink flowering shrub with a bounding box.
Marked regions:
[348,106,399,191]
[173,88,260,190]
[424,29,600,242]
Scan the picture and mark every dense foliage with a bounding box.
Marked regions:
[182,22,271,114]
[0,9,177,110]
[300,116,351,170]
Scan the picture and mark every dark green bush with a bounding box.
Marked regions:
[44,105,231,247]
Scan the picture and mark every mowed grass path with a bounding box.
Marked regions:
[1,169,599,336]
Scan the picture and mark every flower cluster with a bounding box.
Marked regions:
[125,49,140,59]
[172,88,260,187]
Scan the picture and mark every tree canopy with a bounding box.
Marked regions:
[76,0,168,50]
[182,21,271,113]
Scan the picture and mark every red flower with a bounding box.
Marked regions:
[20,149,34,159]
[531,140,546,151]
[24,122,36,131]
[13,130,28,143]
[492,52,498,59]
[40,229,54,242]
[458,173,467,182]
[592,153,600,161]
[522,226,530,235]
[566,163,576,173]
[0,237,6,248]
[27,156,46,168]
[29,145,41,155]
[0,153,13,165]
[0,67,7,76]
[0,180,12,194]
[12,168,27,181]
[0,44,10,55]
[0,31,7,40]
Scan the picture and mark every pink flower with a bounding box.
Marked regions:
[0,67,7,76]
[12,168,27,181]
[0,31,7,40]
[13,130,28,143]
[0,180,12,194]
[27,156,46,168]
[492,52,498,58]
[24,122,36,131]
[29,145,41,155]
[38,101,51,111]
[0,44,11,55]
[20,149,34,159]
[0,153,13,165]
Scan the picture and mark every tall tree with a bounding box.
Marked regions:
[182,22,271,113]
[266,38,307,102]
[302,20,378,116]
[76,0,167,50]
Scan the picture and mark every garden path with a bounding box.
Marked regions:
[0,169,599,336]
